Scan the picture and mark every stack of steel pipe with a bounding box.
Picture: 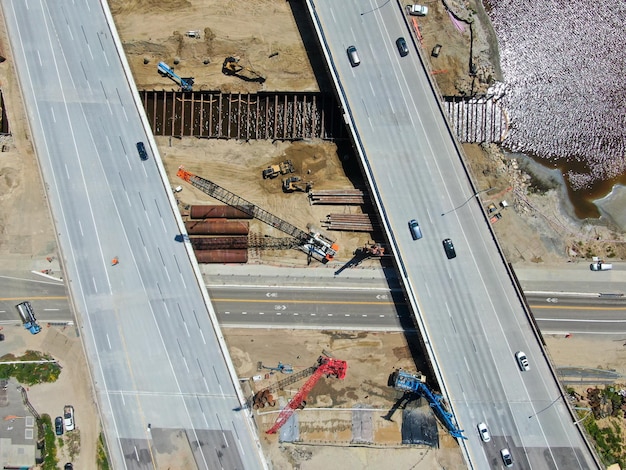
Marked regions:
[322,213,377,232]
[185,220,249,235]
[309,189,368,205]
[190,236,248,250]
[190,204,253,219]
[195,250,248,264]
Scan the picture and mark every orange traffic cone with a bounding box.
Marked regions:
[111,257,119,266]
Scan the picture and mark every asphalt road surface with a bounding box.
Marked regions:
[1,1,264,468]
[306,1,597,468]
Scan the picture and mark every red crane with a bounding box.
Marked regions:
[266,357,347,434]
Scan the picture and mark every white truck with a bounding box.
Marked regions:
[590,256,612,271]
[408,4,429,16]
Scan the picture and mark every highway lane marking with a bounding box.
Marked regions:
[537,318,626,323]
[531,305,626,311]
[210,284,398,291]
[211,298,398,305]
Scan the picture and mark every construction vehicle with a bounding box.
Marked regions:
[391,370,466,439]
[157,61,194,92]
[222,57,266,83]
[262,160,294,179]
[15,301,41,335]
[260,362,294,374]
[334,243,385,275]
[266,356,347,434]
[282,176,312,193]
[590,256,612,271]
[177,166,338,264]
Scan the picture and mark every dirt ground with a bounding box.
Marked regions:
[225,329,465,470]
[0,0,623,468]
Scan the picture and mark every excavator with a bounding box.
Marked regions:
[222,57,266,83]
[262,160,294,179]
[282,176,312,193]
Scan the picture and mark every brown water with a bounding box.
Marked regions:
[484,0,626,219]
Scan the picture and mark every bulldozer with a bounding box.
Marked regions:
[222,56,266,83]
[262,160,294,179]
[282,176,312,193]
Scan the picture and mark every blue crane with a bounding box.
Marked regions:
[392,370,466,439]
[157,62,194,92]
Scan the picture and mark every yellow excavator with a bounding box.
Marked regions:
[222,57,266,83]
[282,176,312,193]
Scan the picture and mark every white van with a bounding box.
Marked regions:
[347,46,360,67]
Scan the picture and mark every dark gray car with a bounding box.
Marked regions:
[408,219,423,240]
[136,141,148,161]
[55,416,64,435]
[443,238,456,259]
[396,37,409,57]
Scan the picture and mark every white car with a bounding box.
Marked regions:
[515,351,530,371]
[500,448,513,467]
[408,4,428,16]
[477,422,491,442]
[63,405,75,431]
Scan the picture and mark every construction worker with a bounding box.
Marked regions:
[111,257,119,266]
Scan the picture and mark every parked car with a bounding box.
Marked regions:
[64,405,75,431]
[55,416,64,436]
[408,4,428,16]
[500,448,514,467]
[515,351,530,371]
[477,422,491,442]
[442,238,456,259]
[64,464,73,470]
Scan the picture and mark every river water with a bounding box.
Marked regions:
[484,0,626,219]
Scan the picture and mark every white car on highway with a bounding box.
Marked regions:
[477,422,491,442]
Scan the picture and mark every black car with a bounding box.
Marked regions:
[136,141,148,161]
[396,37,409,57]
[442,238,456,259]
[64,464,74,470]
[55,416,64,436]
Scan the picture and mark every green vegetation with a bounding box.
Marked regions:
[579,386,626,468]
[0,350,60,385]
[583,417,626,468]
[97,432,111,470]
[40,414,59,470]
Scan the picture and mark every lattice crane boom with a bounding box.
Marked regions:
[266,357,347,434]
[177,166,338,263]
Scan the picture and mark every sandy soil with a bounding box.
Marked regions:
[0,325,99,469]
[224,329,466,470]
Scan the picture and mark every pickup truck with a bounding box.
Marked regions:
[408,4,428,16]
[64,405,75,431]
[590,261,612,271]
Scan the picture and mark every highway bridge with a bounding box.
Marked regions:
[1,0,266,468]
[304,1,598,468]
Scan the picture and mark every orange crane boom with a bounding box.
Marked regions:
[266,357,347,434]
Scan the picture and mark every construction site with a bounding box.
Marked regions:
[114,0,483,467]
[0,0,624,469]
